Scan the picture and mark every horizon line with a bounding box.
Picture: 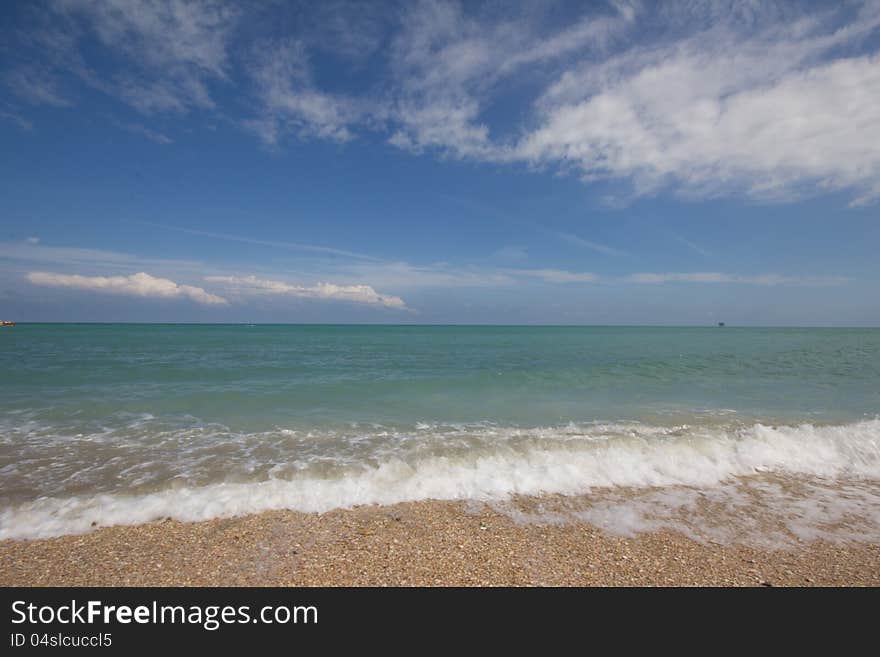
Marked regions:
[5,322,880,329]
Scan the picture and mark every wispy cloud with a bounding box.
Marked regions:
[10,0,240,116]
[115,121,173,144]
[8,1,880,205]
[625,272,849,286]
[26,271,228,305]
[508,268,598,284]
[338,260,514,290]
[674,236,710,257]
[4,67,71,107]
[140,222,383,261]
[383,0,636,160]
[557,232,626,256]
[491,245,528,262]
[205,275,407,309]
[244,38,365,146]
[0,240,205,273]
[517,3,880,204]
[0,109,33,131]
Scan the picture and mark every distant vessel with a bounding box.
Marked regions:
[1,321,15,326]
[717,322,725,327]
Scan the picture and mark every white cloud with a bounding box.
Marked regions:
[0,109,34,131]
[0,240,205,273]
[675,236,709,257]
[557,232,626,256]
[26,271,228,305]
[383,0,637,160]
[510,268,598,283]
[117,121,173,144]
[384,1,880,205]
[383,0,498,158]
[338,260,515,290]
[294,0,390,61]
[205,275,407,309]
[7,1,880,205]
[15,0,241,115]
[65,0,237,75]
[4,67,71,107]
[492,245,528,262]
[625,272,848,286]
[340,261,599,289]
[517,5,880,203]
[244,38,373,146]
[142,222,382,261]
[627,272,731,284]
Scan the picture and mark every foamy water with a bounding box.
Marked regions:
[1,419,878,540]
[2,325,879,541]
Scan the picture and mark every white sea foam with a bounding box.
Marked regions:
[1,419,879,540]
[558,478,880,548]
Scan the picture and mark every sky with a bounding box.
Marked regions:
[1,0,878,325]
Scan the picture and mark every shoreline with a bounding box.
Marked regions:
[2,492,879,586]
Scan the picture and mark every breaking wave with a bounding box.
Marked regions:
[1,418,878,539]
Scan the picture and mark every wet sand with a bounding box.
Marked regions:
[2,493,878,586]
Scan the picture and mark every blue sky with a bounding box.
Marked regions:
[1,0,878,324]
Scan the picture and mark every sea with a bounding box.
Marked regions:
[2,324,879,544]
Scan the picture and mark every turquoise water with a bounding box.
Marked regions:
[1,324,879,538]
[5,324,880,427]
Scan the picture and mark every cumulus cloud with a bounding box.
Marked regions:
[205,275,407,309]
[26,271,228,305]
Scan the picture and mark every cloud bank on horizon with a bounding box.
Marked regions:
[204,275,408,309]
[4,0,880,206]
[26,271,229,306]
[1,232,861,323]
[24,269,411,310]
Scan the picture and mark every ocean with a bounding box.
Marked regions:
[2,324,879,542]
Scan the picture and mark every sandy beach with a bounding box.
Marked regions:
[2,489,878,587]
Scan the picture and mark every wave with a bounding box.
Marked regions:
[1,419,879,540]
